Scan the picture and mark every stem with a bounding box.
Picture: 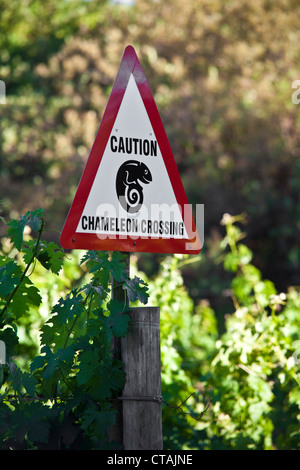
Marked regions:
[0,218,45,320]
[85,289,95,334]
[177,255,202,269]
[63,314,79,349]
[58,365,76,393]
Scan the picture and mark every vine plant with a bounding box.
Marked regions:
[0,209,148,449]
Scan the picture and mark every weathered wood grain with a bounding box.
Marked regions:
[121,306,163,450]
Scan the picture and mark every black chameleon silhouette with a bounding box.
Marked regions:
[116,160,152,213]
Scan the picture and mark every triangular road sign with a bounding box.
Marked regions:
[60,45,201,254]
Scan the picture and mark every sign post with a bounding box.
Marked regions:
[60,45,202,450]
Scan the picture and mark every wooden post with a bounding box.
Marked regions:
[121,306,163,450]
[109,254,163,450]
[109,252,130,447]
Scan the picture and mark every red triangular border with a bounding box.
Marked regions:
[60,45,201,254]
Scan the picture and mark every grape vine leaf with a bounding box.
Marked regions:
[123,276,149,304]
[50,290,85,327]
[7,209,44,250]
[0,260,21,298]
[9,278,42,317]
[106,299,130,338]
[109,252,128,282]
[37,242,64,274]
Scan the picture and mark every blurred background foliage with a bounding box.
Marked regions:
[0,0,300,299]
[1,0,300,304]
[0,0,300,449]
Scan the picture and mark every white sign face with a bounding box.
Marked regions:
[76,74,188,240]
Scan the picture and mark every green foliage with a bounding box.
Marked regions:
[195,215,300,450]
[133,255,217,449]
[133,214,300,450]
[1,209,299,450]
[206,215,300,449]
[0,209,148,449]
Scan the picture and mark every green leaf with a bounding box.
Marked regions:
[0,326,19,357]
[83,283,108,300]
[25,402,51,444]
[87,363,125,401]
[37,241,64,274]
[224,252,240,272]
[109,251,128,283]
[34,345,75,393]
[243,264,262,283]
[7,218,27,251]
[254,280,277,308]
[76,349,99,386]
[238,244,253,266]
[7,209,44,251]
[224,244,253,272]
[23,239,64,274]
[123,276,149,304]
[0,260,21,298]
[30,347,49,374]
[107,298,130,337]
[4,276,42,320]
[232,274,253,304]
[26,209,44,231]
[9,367,23,393]
[81,402,116,442]
[86,316,104,337]
[22,239,37,265]
[247,375,273,402]
[50,291,85,327]
[17,277,41,305]
[81,251,109,274]
[289,388,300,405]
[8,367,36,396]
